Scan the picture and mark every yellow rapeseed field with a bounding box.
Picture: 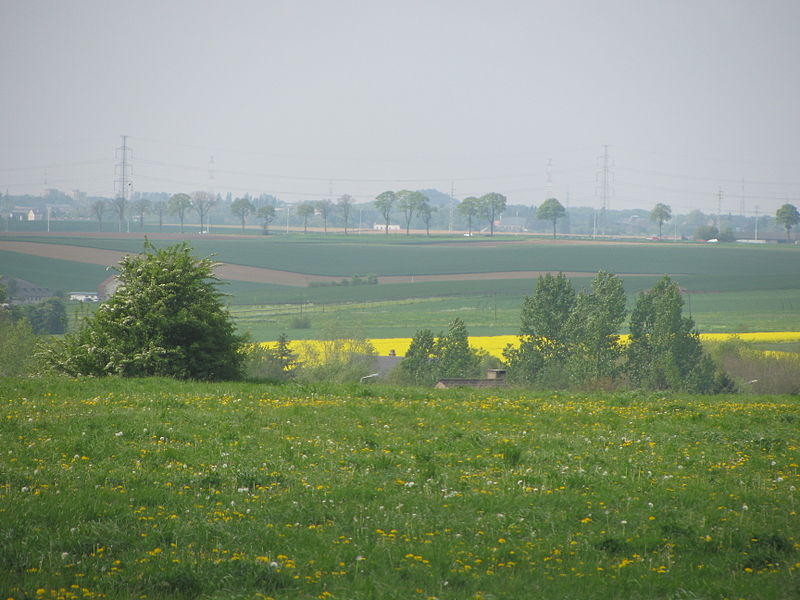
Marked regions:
[259,332,800,361]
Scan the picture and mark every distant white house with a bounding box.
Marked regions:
[10,208,42,221]
[69,292,100,302]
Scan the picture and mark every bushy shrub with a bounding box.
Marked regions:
[42,241,245,380]
[626,276,720,393]
[395,319,482,385]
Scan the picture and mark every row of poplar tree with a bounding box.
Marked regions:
[399,272,731,393]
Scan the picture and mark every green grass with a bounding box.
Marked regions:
[2,377,798,599]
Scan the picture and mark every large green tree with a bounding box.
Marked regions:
[316,199,333,234]
[458,196,480,236]
[650,203,672,239]
[44,241,245,380]
[626,275,715,392]
[418,198,435,236]
[437,317,481,378]
[337,195,354,235]
[478,193,507,236]
[399,319,481,384]
[397,190,425,236]
[192,191,216,233]
[152,199,167,232]
[257,205,276,235]
[504,272,576,384]
[297,202,315,233]
[91,199,107,232]
[564,271,627,384]
[775,203,800,241]
[374,191,396,234]
[399,328,439,385]
[536,198,566,239]
[231,197,255,232]
[168,193,192,233]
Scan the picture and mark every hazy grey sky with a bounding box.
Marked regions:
[2,0,799,214]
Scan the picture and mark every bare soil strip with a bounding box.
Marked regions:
[0,240,658,288]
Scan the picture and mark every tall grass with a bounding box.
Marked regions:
[2,377,798,599]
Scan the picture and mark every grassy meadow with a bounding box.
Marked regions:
[2,377,799,600]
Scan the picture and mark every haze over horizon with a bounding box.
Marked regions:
[2,0,799,215]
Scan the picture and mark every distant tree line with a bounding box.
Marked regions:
[4,185,798,241]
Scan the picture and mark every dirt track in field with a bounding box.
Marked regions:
[0,239,658,288]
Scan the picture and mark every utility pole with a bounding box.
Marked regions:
[546,158,553,199]
[116,135,130,198]
[717,187,723,229]
[597,145,611,236]
[114,135,132,232]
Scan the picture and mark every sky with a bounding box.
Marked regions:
[1,0,799,215]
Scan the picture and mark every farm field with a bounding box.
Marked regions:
[228,287,800,341]
[2,377,798,599]
[2,233,799,340]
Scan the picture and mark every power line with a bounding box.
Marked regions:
[114,135,132,201]
[597,145,612,235]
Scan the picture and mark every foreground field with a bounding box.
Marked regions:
[2,378,798,599]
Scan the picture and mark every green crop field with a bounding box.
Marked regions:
[2,233,798,340]
[2,377,798,600]
[0,250,109,292]
[6,234,799,282]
